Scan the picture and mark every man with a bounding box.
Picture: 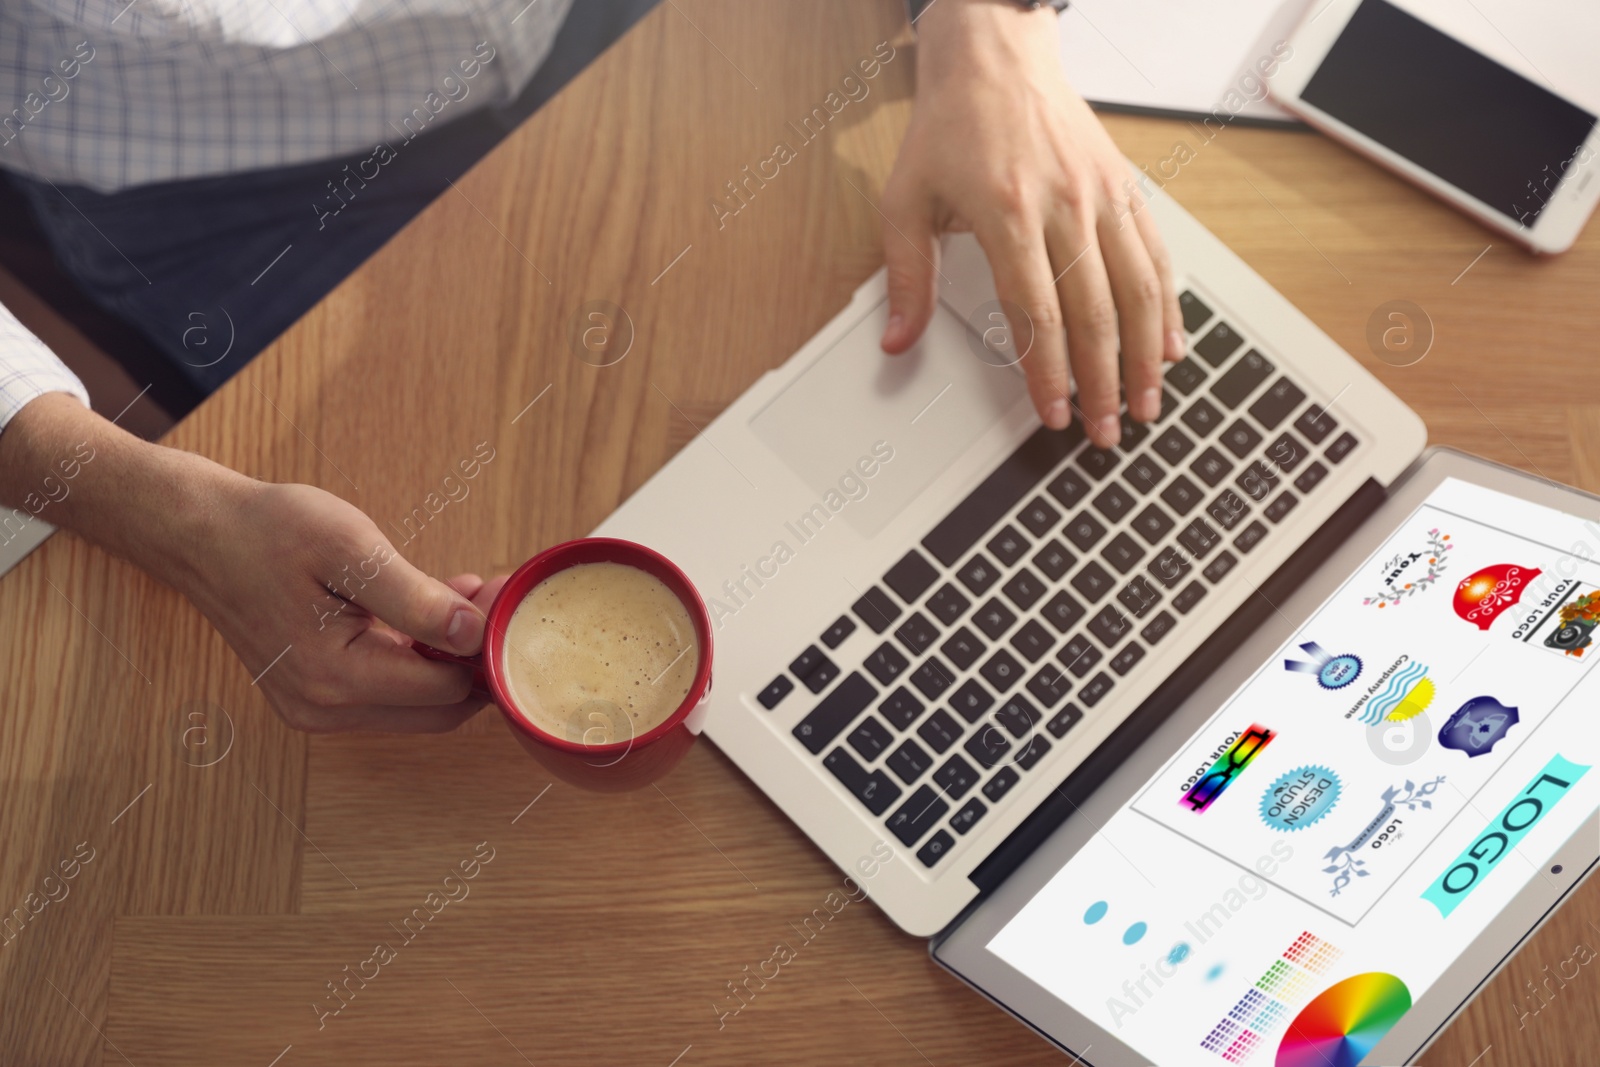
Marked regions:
[0,0,1183,734]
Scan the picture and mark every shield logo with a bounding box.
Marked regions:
[1437,696,1520,757]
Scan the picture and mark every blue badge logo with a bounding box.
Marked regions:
[1260,765,1342,832]
[1283,641,1363,690]
[1437,696,1519,758]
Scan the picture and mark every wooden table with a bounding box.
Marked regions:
[5,3,1599,1064]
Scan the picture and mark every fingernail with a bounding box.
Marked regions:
[884,312,904,346]
[447,606,484,653]
[1045,399,1069,429]
[1139,387,1162,421]
[1165,329,1185,361]
[1096,414,1121,447]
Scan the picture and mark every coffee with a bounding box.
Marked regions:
[500,561,697,745]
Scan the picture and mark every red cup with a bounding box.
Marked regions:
[417,538,712,792]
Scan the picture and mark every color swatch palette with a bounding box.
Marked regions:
[1275,973,1412,1067]
[1200,932,1343,1063]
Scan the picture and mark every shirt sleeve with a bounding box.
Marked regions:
[0,301,91,436]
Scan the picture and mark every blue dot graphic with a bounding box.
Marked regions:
[1122,922,1147,945]
[1205,963,1225,982]
[1167,942,1190,965]
[1083,901,1108,925]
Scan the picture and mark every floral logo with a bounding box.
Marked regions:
[1362,529,1451,608]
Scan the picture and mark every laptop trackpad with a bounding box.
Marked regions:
[749,297,1029,539]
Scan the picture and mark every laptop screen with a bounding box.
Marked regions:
[986,476,1600,1065]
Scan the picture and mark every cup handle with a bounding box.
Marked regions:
[414,643,494,701]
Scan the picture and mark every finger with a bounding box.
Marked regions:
[1098,200,1165,424]
[445,573,486,600]
[879,178,941,355]
[1043,221,1122,446]
[973,221,1072,430]
[338,625,481,707]
[1131,197,1185,363]
[345,548,485,655]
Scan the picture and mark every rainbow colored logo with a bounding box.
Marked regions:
[1181,725,1276,813]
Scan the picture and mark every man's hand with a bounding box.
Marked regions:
[0,393,503,734]
[880,0,1185,448]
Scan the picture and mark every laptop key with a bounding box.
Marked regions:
[1249,376,1307,431]
[1141,610,1178,645]
[1207,489,1251,531]
[979,649,1025,693]
[1264,490,1299,524]
[960,726,1011,767]
[1190,447,1234,488]
[940,626,985,672]
[1110,640,1146,676]
[949,797,987,835]
[1015,734,1052,771]
[986,525,1029,567]
[916,709,961,754]
[1160,474,1204,516]
[1294,404,1339,445]
[887,739,932,784]
[883,549,940,604]
[1172,580,1208,615]
[758,675,795,710]
[791,645,827,681]
[1093,482,1138,523]
[1018,496,1061,537]
[1194,321,1244,367]
[849,717,894,761]
[995,694,1041,737]
[933,754,980,799]
[1117,576,1162,618]
[1117,411,1151,451]
[1152,425,1196,465]
[852,586,902,634]
[894,612,939,657]
[1165,356,1208,396]
[925,583,970,626]
[1148,546,1193,589]
[1070,560,1116,603]
[956,553,1001,596]
[865,642,910,686]
[1177,517,1220,559]
[1076,447,1120,481]
[1002,567,1047,611]
[1294,461,1328,494]
[1235,520,1269,553]
[1130,504,1176,545]
[805,658,840,694]
[1158,388,1180,423]
[1211,349,1274,408]
[1178,290,1213,333]
[922,422,1086,567]
[949,678,995,723]
[1236,459,1279,502]
[973,597,1017,640]
[1026,663,1071,707]
[824,747,901,816]
[1058,634,1101,677]
[1265,431,1308,474]
[1202,551,1238,583]
[793,672,875,754]
[1065,511,1108,552]
[878,686,924,730]
[1123,454,1166,494]
[911,657,957,700]
[1181,397,1224,437]
[1046,466,1092,509]
[1088,604,1133,647]
[1079,671,1115,707]
[887,785,949,846]
[1031,539,1077,582]
[917,829,955,867]
[1102,532,1146,574]
[1326,431,1358,464]
[1046,702,1084,738]
[983,765,1021,803]
[821,615,856,649]
[1219,419,1262,459]
[1041,589,1087,632]
[1008,619,1055,663]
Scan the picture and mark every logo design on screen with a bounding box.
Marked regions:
[1283,641,1362,690]
[1545,590,1600,657]
[1453,563,1542,631]
[1179,725,1275,813]
[1361,528,1451,608]
[1437,695,1519,758]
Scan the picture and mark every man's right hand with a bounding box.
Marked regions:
[0,393,500,734]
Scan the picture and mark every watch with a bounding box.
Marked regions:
[907,0,1070,24]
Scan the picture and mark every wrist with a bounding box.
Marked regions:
[913,0,1060,81]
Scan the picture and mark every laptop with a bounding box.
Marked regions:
[597,173,1600,1063]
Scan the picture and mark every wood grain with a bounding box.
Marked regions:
[2,2,1598,1064]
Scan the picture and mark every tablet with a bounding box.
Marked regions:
[934,449,1600,1066]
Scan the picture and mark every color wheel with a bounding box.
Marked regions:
[1275,973,1411,1067]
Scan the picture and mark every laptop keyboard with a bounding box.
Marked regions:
[759,289,1361,871]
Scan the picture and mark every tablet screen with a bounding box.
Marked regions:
[987,477,1600,1065]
